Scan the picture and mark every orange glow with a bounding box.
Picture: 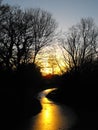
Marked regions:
[36,44,67,76]
[40,66,62,76]
[41,68,52,76]
[43,88,57,95]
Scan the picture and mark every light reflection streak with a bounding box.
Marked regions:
[31,89,70,130]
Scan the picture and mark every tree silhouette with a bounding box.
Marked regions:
[0,4,57,70]
[60,18,98,71]
[27,8,57,63]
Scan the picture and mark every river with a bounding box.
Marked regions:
[19,88,77,130]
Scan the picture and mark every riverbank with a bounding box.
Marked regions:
[0,63,44,129]
[0,88,42,130]
[46,84,97,129]
[46,60,98,129]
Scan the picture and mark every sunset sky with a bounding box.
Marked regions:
[36,45,67,76]
[3,0,98,31]
[2,0,98,75]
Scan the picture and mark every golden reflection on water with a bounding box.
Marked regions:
[32,98,68,130]
[31,88,70,130]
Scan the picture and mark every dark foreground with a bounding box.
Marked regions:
[46,84,98,129]
[0,62,98,129]
[0,88,42,130]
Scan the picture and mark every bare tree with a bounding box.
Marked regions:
[60,18,98,71]
[0,4,57,70]
[0,4,12,69]
[26,8,57,63]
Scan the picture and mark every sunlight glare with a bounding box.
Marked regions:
[36,44,67,76]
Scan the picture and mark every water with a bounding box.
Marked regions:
[19,88,77,130]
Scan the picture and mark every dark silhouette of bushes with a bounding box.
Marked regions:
[0,63,43,129]
[47,59,98,105]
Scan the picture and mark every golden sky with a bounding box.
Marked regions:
[36,44,67,76]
